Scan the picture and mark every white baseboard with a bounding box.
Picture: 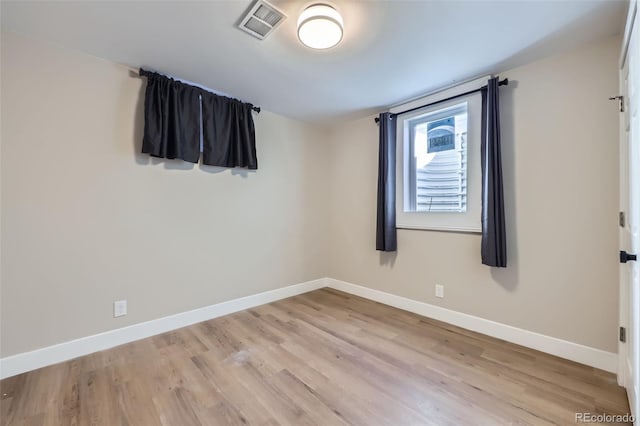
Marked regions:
[1,277,618,378]
[326,278,618,373]
[0,278,327,379]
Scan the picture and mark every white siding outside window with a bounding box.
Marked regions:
[407,103,468,213]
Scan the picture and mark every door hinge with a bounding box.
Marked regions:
[620,211,626,227]
[620,326,626,343]
[609,95,624,112]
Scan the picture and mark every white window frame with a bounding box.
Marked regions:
[394,76,487,233]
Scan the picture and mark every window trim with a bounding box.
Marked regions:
[393,76,488,234]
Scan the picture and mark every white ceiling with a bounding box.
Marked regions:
[1,0,627,122]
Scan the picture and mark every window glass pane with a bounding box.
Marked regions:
[406,103,468,213]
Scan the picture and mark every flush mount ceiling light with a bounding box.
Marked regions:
[297,4,343,49]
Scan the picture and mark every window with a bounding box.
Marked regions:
[405,103,468,213]
[395,78,485,233]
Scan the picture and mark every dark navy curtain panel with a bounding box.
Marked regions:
[141,71,201,163]
[140,69,257,169]
[201,92,257,169]
[376,112,397,252]
[480,77,507,267]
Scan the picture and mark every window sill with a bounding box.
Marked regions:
[396,224,482,234]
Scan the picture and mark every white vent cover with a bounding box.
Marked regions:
[238,0,287,40]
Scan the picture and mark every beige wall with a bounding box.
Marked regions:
[0,33,329,357]
[327,35,621,352]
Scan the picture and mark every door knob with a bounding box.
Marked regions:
[620,250,637,263]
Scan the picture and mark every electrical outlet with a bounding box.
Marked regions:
[435,284,444,298]
[114,300,127,317]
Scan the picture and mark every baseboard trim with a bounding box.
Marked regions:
[326,278,618,373]
[0,278,327,379]
[1,277,618,378]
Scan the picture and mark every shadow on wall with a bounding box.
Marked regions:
[492,4,623,75]
[130,71,253,178]
[490,80,519,292]
[379,250,398,268]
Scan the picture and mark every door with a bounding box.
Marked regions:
[620,0,639,418]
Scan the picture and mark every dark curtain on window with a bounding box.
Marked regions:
[140,70,201,163]
[480,77,507,267]
[201,92,257,170]
[376,112,397,252]
[140,69,257,169]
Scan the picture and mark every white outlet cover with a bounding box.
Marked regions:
[435,285,444,298]
[114,300,127,317]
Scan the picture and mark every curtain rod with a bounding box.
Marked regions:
[374,78,508,123]
[138,68,261,114]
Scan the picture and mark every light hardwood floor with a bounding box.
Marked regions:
[0,288,630,425]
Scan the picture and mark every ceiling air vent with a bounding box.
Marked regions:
[238,0,287,40]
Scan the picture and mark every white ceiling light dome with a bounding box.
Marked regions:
[297,3,343,49]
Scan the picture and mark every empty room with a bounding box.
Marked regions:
[1,0,639,424]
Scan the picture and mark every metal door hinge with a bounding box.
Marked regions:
[609,95,624,112]
[620,326,627,343]
[620,211,626,227]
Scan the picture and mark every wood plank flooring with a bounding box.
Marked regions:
[0,288,630,425]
